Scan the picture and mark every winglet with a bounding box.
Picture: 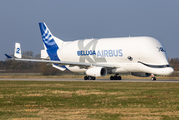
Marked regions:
[5,54,13,59]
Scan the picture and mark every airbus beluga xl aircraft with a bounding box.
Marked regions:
[5,22,174,80]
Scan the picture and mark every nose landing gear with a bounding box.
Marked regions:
[151,74,156,81]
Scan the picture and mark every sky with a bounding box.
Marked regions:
[0,0,179,60]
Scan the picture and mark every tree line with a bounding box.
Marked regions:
[0,51,61,75]
[168,58,179,71]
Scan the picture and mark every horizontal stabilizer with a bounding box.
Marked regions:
[41,49,49,59]
[5,54,13,59]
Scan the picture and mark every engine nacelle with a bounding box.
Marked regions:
[131,72,151,77]
[86,67,107,77]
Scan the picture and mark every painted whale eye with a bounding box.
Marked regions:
[127,56,133,61]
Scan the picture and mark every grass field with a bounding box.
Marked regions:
[0,81,179,120]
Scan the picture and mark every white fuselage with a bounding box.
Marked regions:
[55,36,173,75]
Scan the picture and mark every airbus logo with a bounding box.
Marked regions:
[77,49,123,57]
[96,49,123,57]
[157,47,166,52]
[77,40,124,63]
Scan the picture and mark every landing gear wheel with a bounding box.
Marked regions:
[84,76,88,80]
[117,76,121,80]
[152,77,156,81]
[114,76,118,80]
[88,76,92,80]
[84,76,96,80]
[110,76,114,80]
[110,75,122,80]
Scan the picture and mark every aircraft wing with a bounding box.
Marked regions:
[5,54,115,69]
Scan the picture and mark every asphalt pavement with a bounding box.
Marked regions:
[0,78,179,82]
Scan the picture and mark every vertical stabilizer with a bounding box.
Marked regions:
[39,22,67,70]
[14,43,22,58]
[39,22,64,61]
[39,22,59,50]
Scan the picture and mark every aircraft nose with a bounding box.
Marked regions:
[167,67,174,75]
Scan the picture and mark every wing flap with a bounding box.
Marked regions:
[52,64,66,71]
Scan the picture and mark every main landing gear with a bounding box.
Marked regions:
[151,74,156,81]
[110,74,122,80]
[84,76,96,80]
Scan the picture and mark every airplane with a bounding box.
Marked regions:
[5,22,174,81]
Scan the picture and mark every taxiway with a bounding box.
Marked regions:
[0,78,179,82]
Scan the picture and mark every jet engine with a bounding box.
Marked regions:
[131,72,151,77]
[86,67,107,77]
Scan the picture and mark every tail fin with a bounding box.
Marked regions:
[39,22,67,70]
[14,43,22,58]
[39,22,59,50]
[39,22,64,61]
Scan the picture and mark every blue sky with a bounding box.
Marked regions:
[0,1,179,60]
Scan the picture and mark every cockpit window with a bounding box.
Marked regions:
[138,61,171,68]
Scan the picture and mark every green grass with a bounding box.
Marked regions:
[0,81,179,119]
